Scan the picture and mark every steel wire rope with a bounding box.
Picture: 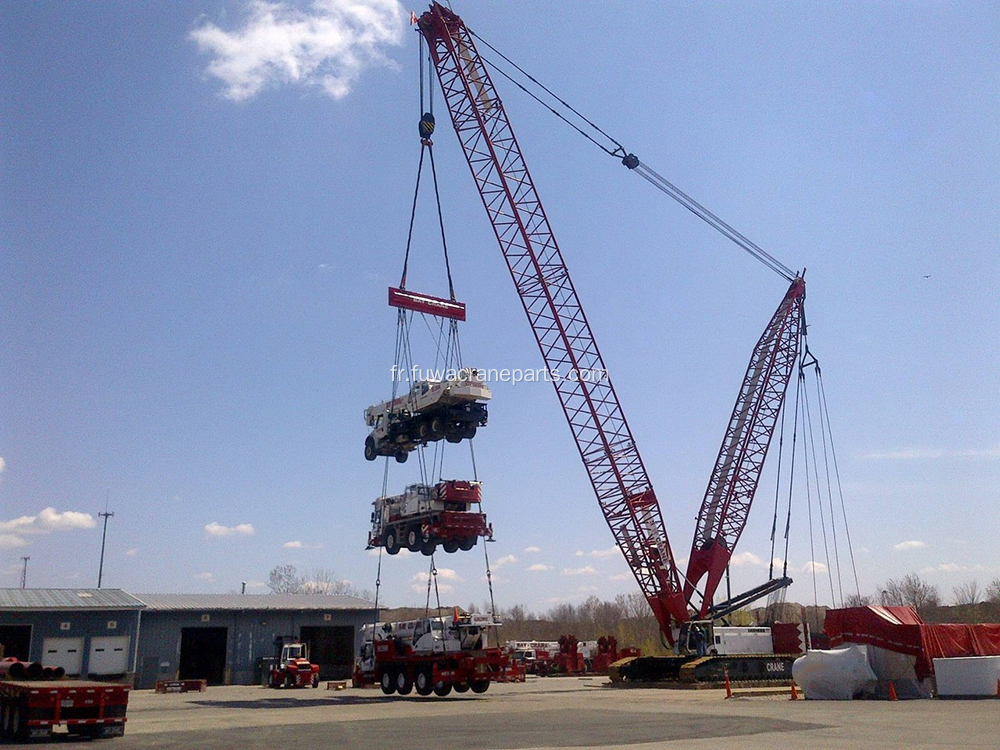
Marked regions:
[768,390,788,580]
[801,370,838,607]
[812,365,845,606]
[798,371,818,611]
[780,367,802,579]
[468,29,795,281]
[482,534,497,622]
[818,371,862,598]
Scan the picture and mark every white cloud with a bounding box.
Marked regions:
[590,546,619,558]
[574,550,584,557]
[367,547,412,557]
[0,534,29,550]
[893,540,926,551]
[412,568,462,584]
[920,562,991,575]
[411,582,453,594]
[191,0,405,101]
[0,507,96,534]
[609,573,631,581]
[802,561,828,574]
[125,548,138,557]
[524,546,541,553]
[0,507,96,548]
[194,572,214,581]
[0,457,5,473]
[204,522,255,537]
[282,540,323,550]
[528,564,552,572]
[562,565,597,576]
[864,445,1000,460]
[493,555,517,567]
[730,551,766,567]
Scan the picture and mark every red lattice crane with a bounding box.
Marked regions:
[417,3,803,637]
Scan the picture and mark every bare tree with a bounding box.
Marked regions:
[268,564,301,594]
[878,573,939,613]
[268,565,372,599]
[844,592,874,607]
[952,580,981,606]
[986,579,1000,604]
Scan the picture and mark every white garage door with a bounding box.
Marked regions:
[88,636,130,675]
[42,637,84,675]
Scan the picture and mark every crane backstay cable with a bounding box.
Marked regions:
[468,29,796,282]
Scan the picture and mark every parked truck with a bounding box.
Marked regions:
[0,675,129,741]
[364,369,490,463]
[354,612,520,696]
[368,479,492,555]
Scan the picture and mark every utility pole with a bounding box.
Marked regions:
[97,510,114,588]
[20,556,29,589]
[241,581,247,595]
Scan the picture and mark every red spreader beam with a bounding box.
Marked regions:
[389,287,467,321]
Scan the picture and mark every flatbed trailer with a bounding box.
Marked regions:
[355,639,520,697]
[0,679,129,741]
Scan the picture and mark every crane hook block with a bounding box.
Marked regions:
[622,153,639,170]
[419,112,436,140]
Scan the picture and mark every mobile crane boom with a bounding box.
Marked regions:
[417,4,689,631]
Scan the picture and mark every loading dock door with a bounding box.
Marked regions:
[300,626,354,680]
[42,637,85,676]
[179,627,228,685]
[88,636,130,675]
[0,625,32,661]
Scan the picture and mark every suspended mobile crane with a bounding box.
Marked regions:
[416,4,811,683]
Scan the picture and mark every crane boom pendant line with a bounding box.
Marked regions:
[417,3,689,634]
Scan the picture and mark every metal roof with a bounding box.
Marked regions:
[0,589,145,611]
[134,593,375,612]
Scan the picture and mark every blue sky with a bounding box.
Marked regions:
[2,1,997,613]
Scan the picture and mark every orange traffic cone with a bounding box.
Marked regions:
[888,681,898,701]
[723,666,732,699]
[790,680,799,701]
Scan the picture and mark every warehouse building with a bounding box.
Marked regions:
[0,589,144,678]
[131,593,373,688]
[0,589,375,688]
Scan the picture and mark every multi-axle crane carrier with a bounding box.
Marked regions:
[415,3,811,683]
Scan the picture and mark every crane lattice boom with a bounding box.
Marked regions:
[417,4,689,631]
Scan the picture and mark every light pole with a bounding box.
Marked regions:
[97,511,114,588]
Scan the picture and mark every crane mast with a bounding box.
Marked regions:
[417,4,689,632]
[684,277,805,615]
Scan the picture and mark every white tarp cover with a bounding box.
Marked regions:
[792,645,877,700]
[934,656,1000,697]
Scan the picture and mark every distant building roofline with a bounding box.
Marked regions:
[0,588,145,611]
